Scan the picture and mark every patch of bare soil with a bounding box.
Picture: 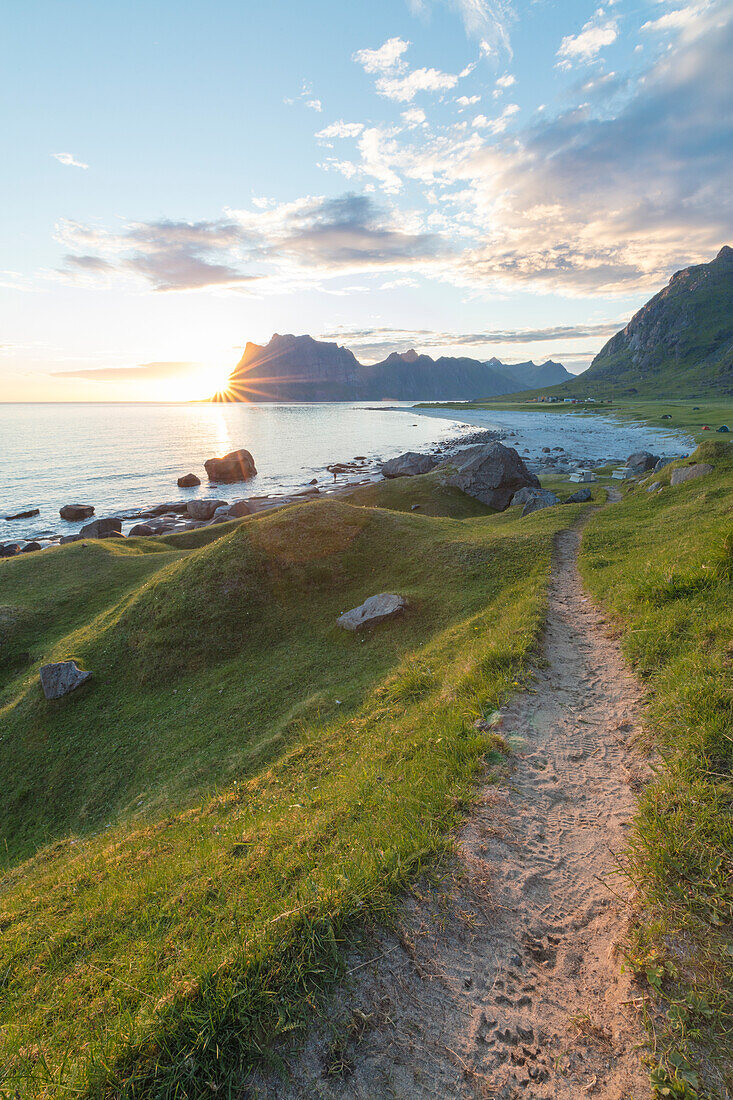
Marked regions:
[253,517,651,1099]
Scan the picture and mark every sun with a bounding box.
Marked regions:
[180,364,234,402]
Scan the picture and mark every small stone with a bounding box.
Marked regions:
[20,541,42,553]
[39,660,92,700]
[5,508,40,520]
[129,523,156,536]
[79,517,123,539]
[228,500,253,518]
[521,490,560,517]
[563,487,592,504]
[177,473,201,488]
[186,499,227,521]
[60,504,95,521]
[337,593,407,631]
[670,463,713,485]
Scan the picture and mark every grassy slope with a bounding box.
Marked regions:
[580,441,733,1099]
[0,480,591,1098]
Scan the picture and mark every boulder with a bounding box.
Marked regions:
[39,659,92,700]
[79,517,123,539]
[381,452,437,479]
[142,501,190,517]
[510,486,541,506]
[627,451,659,474]
[521,490,560,517]
[442,443,540,510]
[177,473,201,488]
[564,487,592,504]
[20,541,42,553]
[228,500,253,518]
[5,508,40,520]
[187,498,227,521]
[129,523,156,536]
[60,504,94,521]
[337,593,407,631]
[646,482,662,493]
[670,463,713,486]
[204,449,257,483]
[0,543,21,557]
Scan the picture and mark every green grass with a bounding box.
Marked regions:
[0,480,590,1098]
[580,440,733,1099]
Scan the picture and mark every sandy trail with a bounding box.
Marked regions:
[263,513,650,1099]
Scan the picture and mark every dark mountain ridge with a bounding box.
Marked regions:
[213,333,572,402]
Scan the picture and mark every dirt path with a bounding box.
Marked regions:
[263,513,650,1099]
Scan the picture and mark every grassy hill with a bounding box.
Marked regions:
[0,482,594,1098]
[1,449,731,1098]
[581,440,733,1096]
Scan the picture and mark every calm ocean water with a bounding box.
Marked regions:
[0,402,694,541]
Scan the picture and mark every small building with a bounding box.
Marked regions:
[569,470,597,483]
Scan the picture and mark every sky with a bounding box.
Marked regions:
[1,0,732,401]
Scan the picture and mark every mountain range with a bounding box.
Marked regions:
[546,246,733,398]
[212,335,572,402]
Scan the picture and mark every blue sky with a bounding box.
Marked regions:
[2,0,731,400]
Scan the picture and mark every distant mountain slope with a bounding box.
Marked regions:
[552,247,733,398]
[213,334,572,402]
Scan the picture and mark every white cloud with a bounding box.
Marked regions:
[409,0,514,55]
[376,66,460,101]
[472,103,519,132]
[494,73,516,97]
[557,16,618,66]
[457,94,481,106]
[402,107,427,127]
[52,152,88,169]
[353,37,410,74]
[315,121,364,142]
[305,98,322,112]
[641,4,707,34]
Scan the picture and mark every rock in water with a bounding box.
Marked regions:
[5,508,40,520]
[60,504,95,521]
[381,452,437,478]
[187,499,227,520]
[177,473,201,487]
[564,487,592,504]
[442,442,540,510]
[79,517,123,539]
[627,451,659,474]
[0,543,21,557]
[521,490,560,517]
[39,660,92,699]
[204,449,257,483]
[337,593,407,631]
[670,463,714,485]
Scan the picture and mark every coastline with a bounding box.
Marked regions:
[0,403,694,555]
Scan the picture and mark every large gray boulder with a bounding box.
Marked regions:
[187,499,227,521]
[39,660,92,699]
[60,504,94,521]
[79,517,122,539]
[442,443,540,510]
[337,593,407,631]
[670,463,713,485]
[521,490,559,517]
[381,452,437,479]
[627,451,659,474]
[204,449,257,483]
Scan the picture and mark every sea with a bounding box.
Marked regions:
[0,401,695,541]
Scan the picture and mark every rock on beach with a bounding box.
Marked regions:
[381,452,437,478]
[441,442,540,510]
[204,449,257,483]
